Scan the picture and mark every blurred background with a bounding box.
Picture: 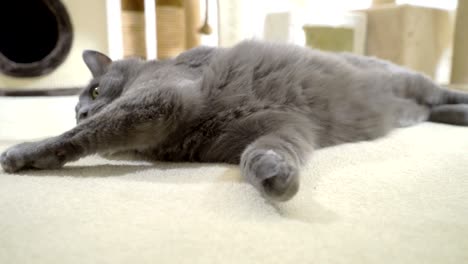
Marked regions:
[0,0,467,92]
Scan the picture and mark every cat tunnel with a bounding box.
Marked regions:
[0,0,73,77]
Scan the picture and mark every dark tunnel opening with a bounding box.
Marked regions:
[0,0,73,77]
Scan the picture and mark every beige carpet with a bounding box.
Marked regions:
[0,97,467,264]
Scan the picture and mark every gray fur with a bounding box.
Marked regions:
[2,40,468,201]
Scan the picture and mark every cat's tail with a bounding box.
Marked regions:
[428,87,468,125]
[399,71,468,106]
[403,73,468,125]
[429,104,468,126]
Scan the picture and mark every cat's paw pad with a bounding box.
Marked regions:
[243,150,299,201]
[0,142,65,173]
[0,144,30,173]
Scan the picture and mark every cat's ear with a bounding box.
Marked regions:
[82,50,112,77]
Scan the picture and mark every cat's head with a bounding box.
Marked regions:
[75,51,142,124]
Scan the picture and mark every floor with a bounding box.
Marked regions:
[0,96,467,264]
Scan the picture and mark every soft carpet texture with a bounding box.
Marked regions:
[0,97,467,264]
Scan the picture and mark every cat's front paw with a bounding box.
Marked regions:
[242,149,299,201]
[1,144,29,173]
[0,141,66,173]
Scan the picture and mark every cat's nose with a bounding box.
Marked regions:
[77,109,88,121]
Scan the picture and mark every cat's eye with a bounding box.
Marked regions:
[91,86,99,100]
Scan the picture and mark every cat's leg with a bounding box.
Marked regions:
[342,53,468,105]
[393,73,468,125]
[389,71,468,105]
[240,119,316,201]
[382,70,468,126]
[340,53,467,103]
[0,87,198,173]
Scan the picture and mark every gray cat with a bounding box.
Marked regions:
[2,40,468,201]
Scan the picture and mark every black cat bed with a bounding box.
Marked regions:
[0,0,73,77]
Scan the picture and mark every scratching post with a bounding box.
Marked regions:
[372,0,395,6]
[450,0,468,84]
[183,0,201,49]
[121,0,146,58]
[358,4,453,81]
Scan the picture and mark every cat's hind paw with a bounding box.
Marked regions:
[242,149,299,201]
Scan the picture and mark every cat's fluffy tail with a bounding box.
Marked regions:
[429,104,468,126]
[429,87,468,125]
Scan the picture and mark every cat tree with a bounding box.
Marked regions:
[450,0,468,85]
[372,0,396,6]
[359,0,453,83]
[120,0,201,59]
